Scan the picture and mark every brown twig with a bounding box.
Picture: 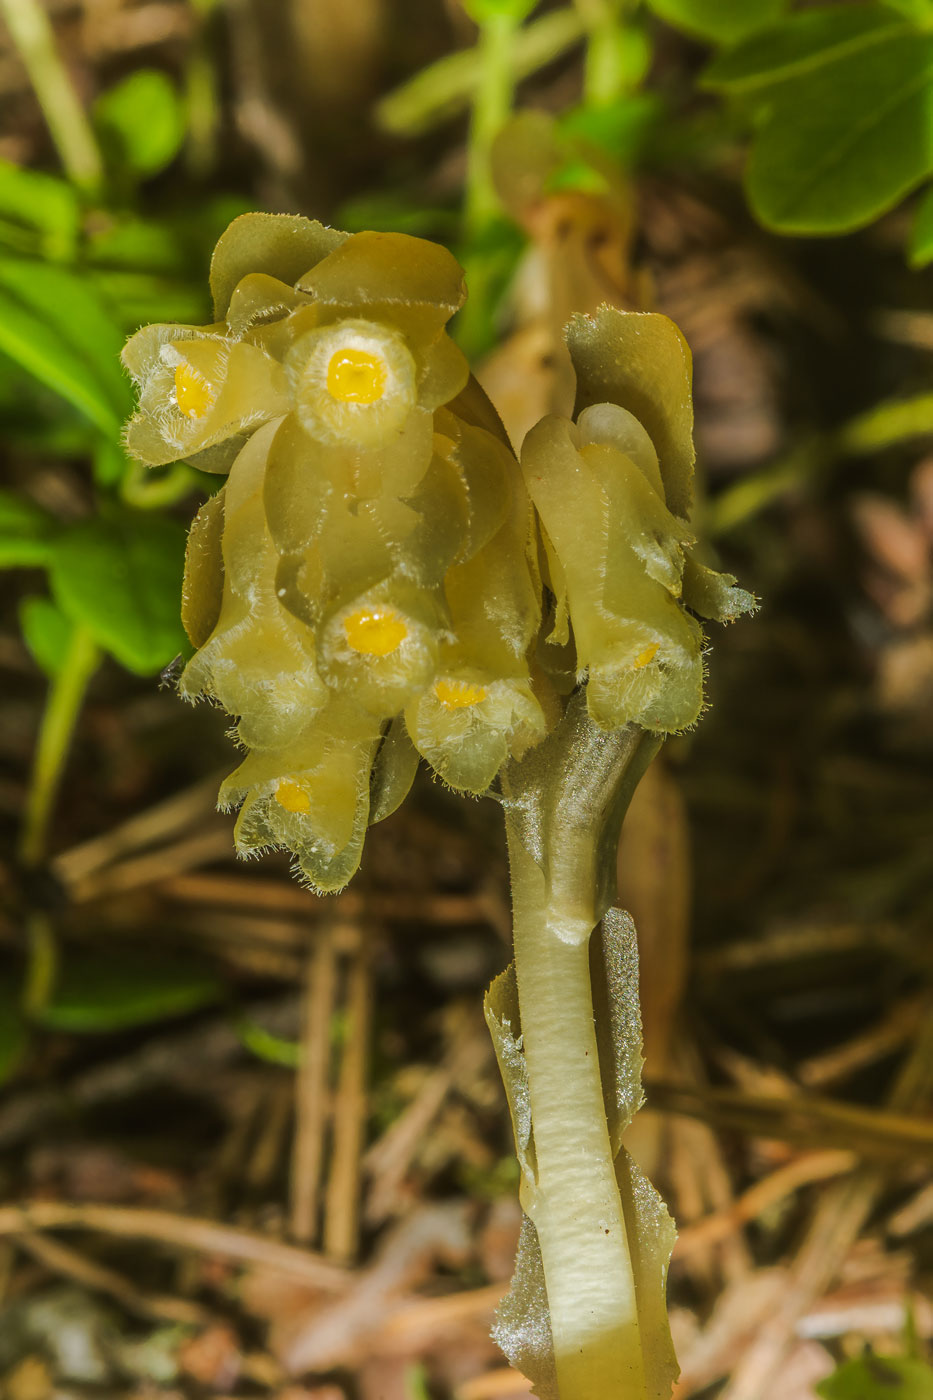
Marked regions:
[674,1150,857,1260]
[290,924,339,1245]
[52,773,223,886]
[324,926,372,1262]
[15,1229,211,1325]
[718,1013,933,1400]
[0,1202,349,1291]
[647,1079,933,1160]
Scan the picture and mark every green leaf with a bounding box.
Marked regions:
[49,510,187,675]
[19,596,74,676]
[909,182,933,264]
[884,0,933,19]
[703,6,910,95]
[37,949,224,1033]
[0,161,79,261]
[817,1353,933,1400]
[235,1014,302,1068]
[559,94,665,169]
[646,0,786,45]
[94,70,186,179]
[0,489,58,567]
[746,30,933,233]
[87,214,191,274]
[0,259,130,434]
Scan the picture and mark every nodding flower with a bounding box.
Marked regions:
[124,214,547,890]
[522,307,756,735]
[123,216,752,891]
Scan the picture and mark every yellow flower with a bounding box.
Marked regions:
[521,308,756,734]
[124,214,545,890]
[122,326,290,469]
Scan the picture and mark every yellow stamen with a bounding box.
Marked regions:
[435,678,488,709]
[275,779,311,814]
[326,348,387,404]
[174,362,215,419]
[633,644,659,670]
[344,607,407,656]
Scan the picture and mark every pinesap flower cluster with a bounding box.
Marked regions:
[122,214,752,891]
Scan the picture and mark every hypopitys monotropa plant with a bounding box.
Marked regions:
[123,212,754,1400]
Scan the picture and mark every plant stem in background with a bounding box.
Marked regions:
[707,388,933,536]
[185,0,222,176]
[375,8,584,138]
[458,1,528,358]
[500,696,662,1397]
[19,623,100,869]
[0,0,103,192]
[464,7,520,238]
[575,0,635,106]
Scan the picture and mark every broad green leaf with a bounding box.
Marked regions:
[19,596,74,676]
[89,269,209,331]
[703,5,910,95]
[37,948,224,1032]
[909,182,933,264]
[49,510,187,675]
[87,215,191,274]
[647,0,786,45]
[0,259,130,432]
[0,161,79,260]
[884,0,933,19]
[817,1353,933,1400]
[746,31,933,233]
[0,489,58,567]
[94,70,186,178]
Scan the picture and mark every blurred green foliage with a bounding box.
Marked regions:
[818,1351,933,1400]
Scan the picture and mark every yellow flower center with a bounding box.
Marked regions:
[633,644,659,670]
[274,779,312,814]
[326,348,387,404]
[344,607,408,656]
[435,678,488,709]
[174,362,215,419]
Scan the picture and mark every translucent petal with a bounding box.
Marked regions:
[181,487,225,648]
[124,329,290,467]
[225,272,313,344]
[369,717,420,824]
[448,372,514,450]
[286,318,419,448]
[210,212,346,319]
[219,700,382,893]
[682,553,757,622]
[521,413,705,733]
[316,579,443,718]
[180,421,325,749]
[566,308,695,519]
[296,229,466,334]
[406,671,546,794]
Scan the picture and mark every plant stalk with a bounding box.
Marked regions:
[0,0,103,192]
[501,693,661,1398]
[464,8,519,239]
[19,622,100,869]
